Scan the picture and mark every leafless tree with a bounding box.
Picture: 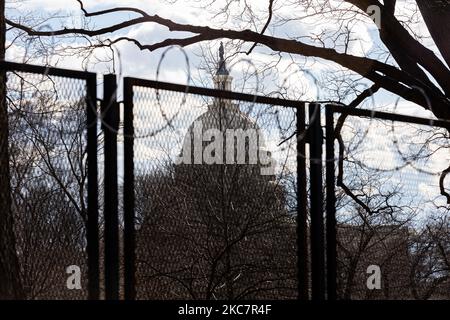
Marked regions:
[5,1,449,117]
[408,213,450,299]
[5,71,92,299]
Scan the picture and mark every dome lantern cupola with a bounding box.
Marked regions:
[214,42,233,90]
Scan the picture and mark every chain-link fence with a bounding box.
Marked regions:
[123,80,299,299]
[2,63,98,299]
[331,108,450,300]
[3,61,450,301]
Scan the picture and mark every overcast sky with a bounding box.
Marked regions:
[4,1,443,115]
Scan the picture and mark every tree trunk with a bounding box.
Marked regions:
[0,0,23,299]
[416,0,450,68]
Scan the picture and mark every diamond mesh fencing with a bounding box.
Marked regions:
[333,112,450,300]
[6,70,91,299]
[127,85,299,299]
[7,63,448,301]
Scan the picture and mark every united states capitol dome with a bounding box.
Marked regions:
[176,42,275,179]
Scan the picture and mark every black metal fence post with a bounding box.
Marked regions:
[86,74,99,300]
[308,103,325,300]
[102,74,120,300]
[123,78,136,300]
[297,104,309,300]
[325,106,337,300]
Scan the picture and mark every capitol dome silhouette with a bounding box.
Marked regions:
[176,42,276,179]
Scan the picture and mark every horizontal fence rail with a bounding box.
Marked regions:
[124,77,306,109]
[0,61,96,80]
[329,104,450,128]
